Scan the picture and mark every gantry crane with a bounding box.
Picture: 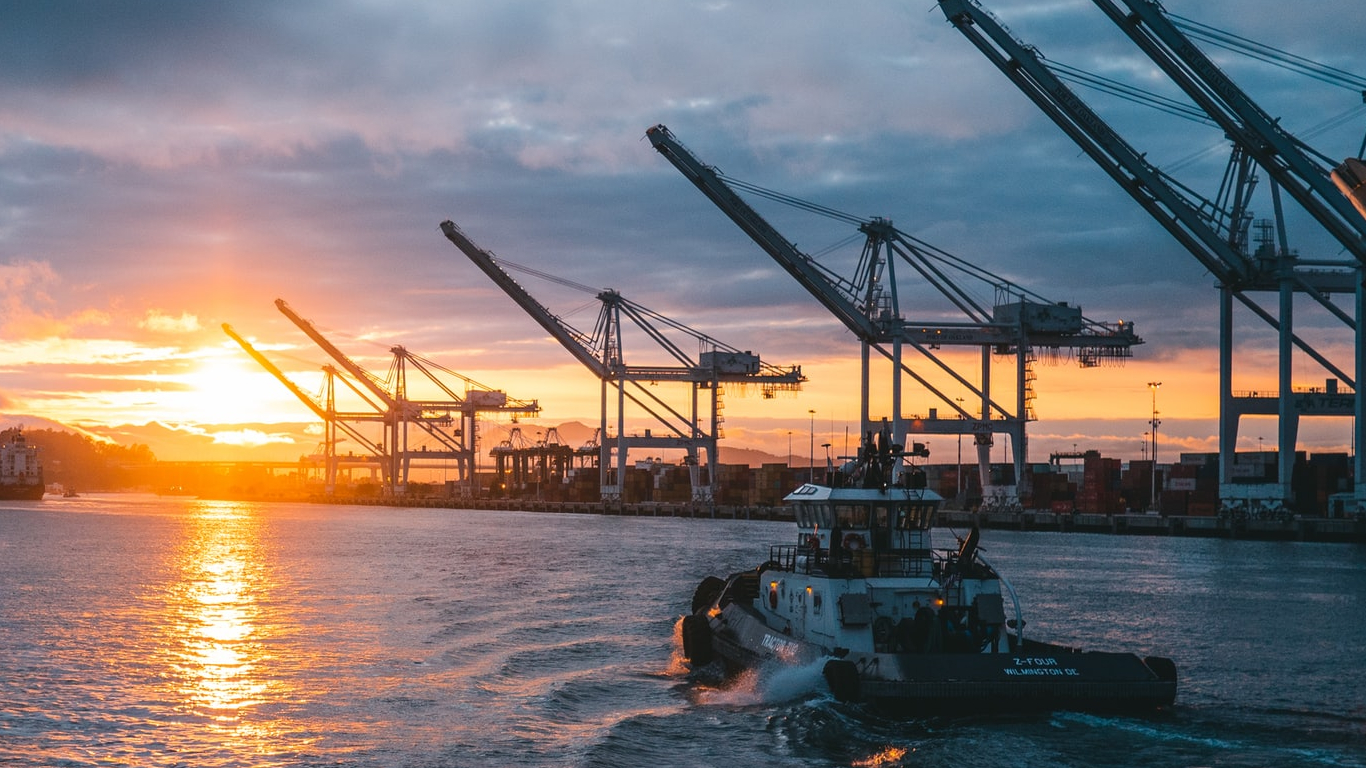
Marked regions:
[1091,0,1366,511]
[1089,0,1366,261]
[647,124,1141,509]
[222,324,388,493]
[439,219,805,504]
[242,300,539,496]
[487,426,584,499]
[383,343,542,491]
[938,0,1363,513]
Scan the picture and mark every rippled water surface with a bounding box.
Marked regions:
[2,495,1363,767]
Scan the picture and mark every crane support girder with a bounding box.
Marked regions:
[899,324,1138,349]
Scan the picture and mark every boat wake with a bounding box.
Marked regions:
[693,657,832,708]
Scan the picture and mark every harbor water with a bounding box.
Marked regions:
[2,494,1364,767]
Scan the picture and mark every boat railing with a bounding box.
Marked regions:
[978,552,1025,644]
[768,544,803,572]
[768,544,940,578]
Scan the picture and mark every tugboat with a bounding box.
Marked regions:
[681,425,1176,711]
[0,429,46,501]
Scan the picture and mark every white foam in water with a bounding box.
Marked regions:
[699,658,831,707]
[758,658,830,703]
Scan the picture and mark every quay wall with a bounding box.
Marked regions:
[305,494,1366,543]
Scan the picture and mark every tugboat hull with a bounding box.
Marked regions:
[688,574,1176,712]
[677,429,1176,713]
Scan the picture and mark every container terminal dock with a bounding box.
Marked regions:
[182,447,1366,543]
[304,493,1366,544]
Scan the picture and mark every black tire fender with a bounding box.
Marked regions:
[823,658,861,702]
[681,614,714,666]
[691,576,726,614]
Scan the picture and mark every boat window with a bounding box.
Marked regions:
[833,504,869,529]
[870,507,892,550]
[897,502,937,530]
[814,504,834,529]
[794,505,811,528]
[872,507,890,528]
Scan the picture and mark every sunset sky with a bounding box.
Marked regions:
[2,0,1363,464]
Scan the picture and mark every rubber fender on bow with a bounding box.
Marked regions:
[823,659,861,703]
[691,576,726,614]
[681,614,714,666]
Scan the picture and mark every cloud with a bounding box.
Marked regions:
[139,310,202,334]
[1,0,1361,462]
[206,427,297,448]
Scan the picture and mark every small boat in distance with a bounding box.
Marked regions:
[680,424,1177,711]
[0,429,46,501]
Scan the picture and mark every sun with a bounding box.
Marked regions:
[172,352,307,425]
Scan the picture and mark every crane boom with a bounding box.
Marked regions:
[275,298,401,408]
[223,323,328,420]
[440,218,805,386]
[937,0,1251,288]
[221,323,387,454]
[649,123,1139,352]
[440,220,611,378]
[1092,0,1366,262]
[645,125,881,339]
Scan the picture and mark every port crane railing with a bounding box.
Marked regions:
[440,219,805,504]
[937,0,1363,512]
[647,124,1141,509]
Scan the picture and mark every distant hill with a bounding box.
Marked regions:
[0,414,105,441]
[1,425,155,491]
[717,446,811,468]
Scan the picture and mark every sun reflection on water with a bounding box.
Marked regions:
[171,501,270,724]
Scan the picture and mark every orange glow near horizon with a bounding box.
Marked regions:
[3,309,1355,462]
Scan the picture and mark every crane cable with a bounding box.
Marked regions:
[1039,17,1366,172]
[696,169,1131,332]
[1049,60,1216,126]
[1169,13,1366,94]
